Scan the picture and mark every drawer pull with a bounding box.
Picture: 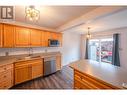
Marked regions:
[4,68,7,70]
[80,76,83,80]
[4,75,6,78]
[4,86,7,88]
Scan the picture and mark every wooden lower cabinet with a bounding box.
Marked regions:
[31,60,43,79]
[15,64,31,85]
[0,64,13,89]
[14,59,43,85]
[74,70,119,89]
[56,55,61,71]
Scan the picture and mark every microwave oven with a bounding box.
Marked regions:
[48,39,60,47]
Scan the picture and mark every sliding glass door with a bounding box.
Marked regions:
[88,39,100,62]
[88,38,113,64]
[100,38,113,64]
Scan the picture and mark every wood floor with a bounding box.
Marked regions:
[11,66,74,89]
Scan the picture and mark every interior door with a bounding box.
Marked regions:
[15,65,31,85]
[30,29,42,46]
[15,26,30,47]
[3,24,15,47]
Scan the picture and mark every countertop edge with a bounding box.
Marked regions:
[69,65,120,89]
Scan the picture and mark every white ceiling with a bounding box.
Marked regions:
[3,6,127,33]
[59,6,127,34]
[14,6,98,29]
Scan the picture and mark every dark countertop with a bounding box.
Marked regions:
[0,52,61,66]
[69,59,127,88]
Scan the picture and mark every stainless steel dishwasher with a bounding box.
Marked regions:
[43,57,57,76]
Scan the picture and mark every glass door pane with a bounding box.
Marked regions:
[100,38,113,64]
[88,39,100,62]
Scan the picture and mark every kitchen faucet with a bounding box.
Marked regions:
[28,47,33,56]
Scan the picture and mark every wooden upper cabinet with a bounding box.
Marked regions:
[3,24,15,47]
[41,31,46,47]
[44,31,51,47]
[0,24,3,47]
[51,32,58,40]
[15,26,30,47]
[30,29,42,46]
[0,23,63,47]
[58,33,63,46]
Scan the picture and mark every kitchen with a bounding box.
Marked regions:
[0,6,127,90]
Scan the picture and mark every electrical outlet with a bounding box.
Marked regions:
[5,52,9,56]
[45,49,47,53]
[122,83,127,88]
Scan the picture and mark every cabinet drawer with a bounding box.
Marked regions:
[74,75,99,89]
[0,80,12,89]
[0,64,13,73]
[0,69,13,83]
[15,59,42,67]
[74,70,118,89]
[74,79,93,89]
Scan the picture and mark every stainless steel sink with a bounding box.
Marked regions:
[16,55,41,61]
[25,55,41,59]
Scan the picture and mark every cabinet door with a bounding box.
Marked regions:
[44,31,51,47]
[3,24,15,47]
[15,26,30,47]
[15,65,31,85]
[0,64,14,89]
[51,32,58,40]
[0,24,2,47]
[31,60,43,79]
[56,56,61,71]
[41,31,46,47]
[58,33,63,46]
[30,29,42,46]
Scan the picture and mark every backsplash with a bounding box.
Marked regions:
[0,47,62,56]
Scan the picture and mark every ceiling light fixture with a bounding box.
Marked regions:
[26,6,40,21]
[86,27,91,39]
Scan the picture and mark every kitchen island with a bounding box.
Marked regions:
[69,60,127,89]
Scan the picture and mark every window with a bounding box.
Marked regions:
[88,38,113,64]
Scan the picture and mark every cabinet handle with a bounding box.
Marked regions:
[80,76,83,80]
[4,75,6,78]
[4,86,7,88]
[4,68,7,70]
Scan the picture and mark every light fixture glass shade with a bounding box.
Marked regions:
[26,6,40,21]
[86,34,91,39]
[86,27,92,39]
